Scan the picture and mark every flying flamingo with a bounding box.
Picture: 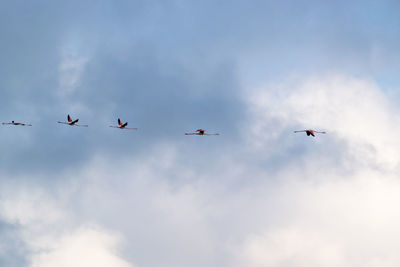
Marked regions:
[185,129,219,136]
[2,120,32,126]
[294,129,326,137]
[57,114,88,127]
[109,118,137,130]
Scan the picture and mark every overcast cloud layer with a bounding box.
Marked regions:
[1,1,400,266]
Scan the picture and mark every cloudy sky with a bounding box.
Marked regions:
[1,1,400,266]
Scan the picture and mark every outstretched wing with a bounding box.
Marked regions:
[68,115,72,123]
[118,118,122,126]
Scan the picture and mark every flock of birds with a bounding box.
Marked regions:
[1,114,218,136]
[2,114,326,137]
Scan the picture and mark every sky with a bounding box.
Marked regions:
[1,0,400,266]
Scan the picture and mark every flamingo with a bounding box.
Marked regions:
[294,129,326,137]
[185,129,219,136]
[2,120,32,126]
[58,114,88,127]
[109,118,137,130]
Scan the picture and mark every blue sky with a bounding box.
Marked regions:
[1,1,400,266]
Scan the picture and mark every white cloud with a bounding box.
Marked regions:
[30,226,135,267]
[0,183,136,267]
[235,174,400,267]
